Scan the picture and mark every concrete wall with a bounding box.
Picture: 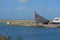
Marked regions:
[0,20,36,26]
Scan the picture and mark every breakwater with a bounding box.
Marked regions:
[0,20,37,26]
[0,20,60,28]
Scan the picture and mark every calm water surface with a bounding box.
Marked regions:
[0,25,60,40]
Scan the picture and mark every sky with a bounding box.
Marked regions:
[0,0,60,20]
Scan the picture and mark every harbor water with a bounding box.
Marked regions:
[0,24,60,40]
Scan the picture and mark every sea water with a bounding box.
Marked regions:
[0,24,60,40]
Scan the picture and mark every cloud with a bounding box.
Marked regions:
[17,7,26,11]
[39,5,44,10]
[18,0,28,3]
[0,2,2,7]
[38,5,60,13]
[38,5,46,12]
[55,9,59,11]
[45,8,53,12]
[45,8,60,12]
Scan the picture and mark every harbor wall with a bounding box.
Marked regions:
[0,20,38,26]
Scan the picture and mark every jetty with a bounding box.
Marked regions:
[0,20,60,28]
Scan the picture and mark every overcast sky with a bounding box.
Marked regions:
[0,0,60,20]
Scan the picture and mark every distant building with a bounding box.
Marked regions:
[51,17,60,24]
